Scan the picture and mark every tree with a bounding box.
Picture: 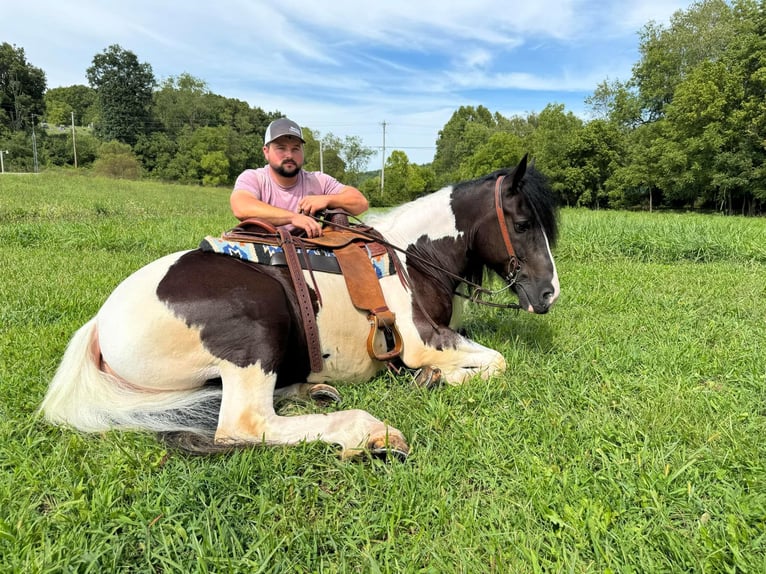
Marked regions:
[0,42,46,132]
[632,0,735,122]
[586,79,644,129]
[164,125,238,185]
[153,73,216,136]
[381,150,411,205]
[528,104,584,204]
[86,45,155,145]
[44,85,97,126]
[606,0,765,213]
[433,105,497,183]
[338,135,375,187]
[44,130,99,168]
[131,132,177,177]
[457,131,525,180]
[565,119,623,208]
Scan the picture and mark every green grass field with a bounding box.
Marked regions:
[1,172,765,572]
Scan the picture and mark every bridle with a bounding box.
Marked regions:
[493,174,522,285]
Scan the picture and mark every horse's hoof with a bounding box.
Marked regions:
[413,366,442,389]
[368,431,409,462]
[371,445,409,462]
[308,383,341,406]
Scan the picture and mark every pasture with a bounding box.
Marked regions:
[1,172,765,572]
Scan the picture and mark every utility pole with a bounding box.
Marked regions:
[380,120,386,195]
[31,118,39,173]
[0,150,8,173]
[319,138,324,173]
[71,112,78,168]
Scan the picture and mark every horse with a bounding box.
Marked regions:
[40,155,559,459]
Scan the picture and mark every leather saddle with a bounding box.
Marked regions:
[220,213,404,372]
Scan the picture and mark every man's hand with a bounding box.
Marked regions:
[290,212,324,238]
[297,195,331,216]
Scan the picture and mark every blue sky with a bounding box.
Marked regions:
[3,0,690,166]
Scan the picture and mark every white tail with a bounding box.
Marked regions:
[40,318,221,435]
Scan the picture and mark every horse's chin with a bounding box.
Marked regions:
[512,284,550,314]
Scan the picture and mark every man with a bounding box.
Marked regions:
[231,117,368,237]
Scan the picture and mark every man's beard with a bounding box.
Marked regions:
[274,161,301,178]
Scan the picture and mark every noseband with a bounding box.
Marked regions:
[494,175,521,284]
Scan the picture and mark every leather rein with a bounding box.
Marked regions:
[318,174,523,310]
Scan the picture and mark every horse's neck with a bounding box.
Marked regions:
[370,187,472,293]
[370,187,462,250]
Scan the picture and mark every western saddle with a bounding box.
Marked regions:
[219,212,404,373]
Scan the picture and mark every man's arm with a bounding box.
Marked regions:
[298,186,369,216]
[230,189,323,236]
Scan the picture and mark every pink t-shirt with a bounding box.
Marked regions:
[234,167,345,216]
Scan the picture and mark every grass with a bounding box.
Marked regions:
[1,171,765,572]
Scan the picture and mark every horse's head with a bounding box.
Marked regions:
[458,155,560,314]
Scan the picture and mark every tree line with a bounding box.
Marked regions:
[2,0,765,213]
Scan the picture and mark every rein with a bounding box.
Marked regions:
[316,175,523,310]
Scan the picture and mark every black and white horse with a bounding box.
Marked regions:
[41,156,559,458]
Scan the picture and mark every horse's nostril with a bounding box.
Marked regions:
[542,289,554,301]
[535,301,551,314]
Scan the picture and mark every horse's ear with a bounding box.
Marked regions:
[509,153,528,191]
[529,156,536,170]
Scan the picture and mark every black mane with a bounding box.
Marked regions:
[455,165,559,247]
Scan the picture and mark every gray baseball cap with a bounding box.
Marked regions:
[264,118,305,144]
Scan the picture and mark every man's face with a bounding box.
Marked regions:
[264,136,304,178]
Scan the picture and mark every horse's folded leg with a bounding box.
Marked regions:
[413,366,442,389]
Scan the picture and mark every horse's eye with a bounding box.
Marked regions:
[514,221,531,233]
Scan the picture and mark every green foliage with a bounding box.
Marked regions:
[367,152,436,207]
[433,105,498,183]
[457,131,525,180]
[200,150,230,186]
[0,42,46,132]
[529,104,585,204]
[42,130,99,168]
[153,73,216,137]
[0,131,35,172]
[633,0,734,121]
[1,177,766,572]
[92,140,142,179]
[302,130,376,188]
[86,45,155,145]
[44,85,97,126]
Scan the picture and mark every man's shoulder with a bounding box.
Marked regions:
[235,167,270,188]
[301,170,341,186]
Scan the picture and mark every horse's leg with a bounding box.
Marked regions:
[399,329,507,385]
[215,362,408,459]
[274,383,342,406]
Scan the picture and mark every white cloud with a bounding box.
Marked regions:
[1,0,693,165]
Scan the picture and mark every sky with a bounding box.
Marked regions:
[2,0,691,166]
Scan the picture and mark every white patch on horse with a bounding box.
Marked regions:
[543,231,561,304]
[365,186,460,246]
[97,251,220,390]
[311,273,380,383]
